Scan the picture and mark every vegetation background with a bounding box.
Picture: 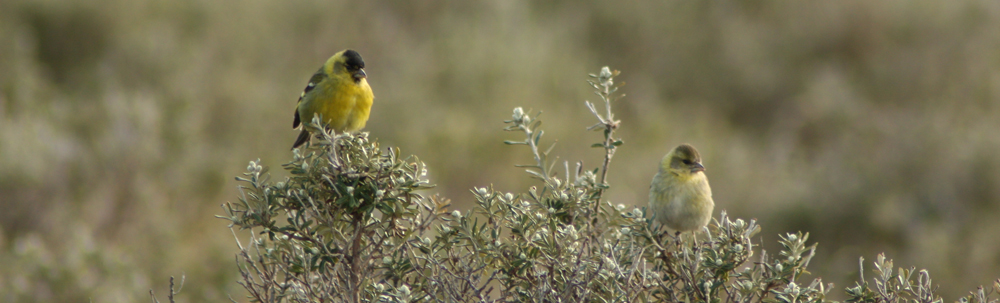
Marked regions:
[1,0,999,301]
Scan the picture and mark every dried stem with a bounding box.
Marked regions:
[586,66,623,212]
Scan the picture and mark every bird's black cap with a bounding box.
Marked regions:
[343,49,365,69]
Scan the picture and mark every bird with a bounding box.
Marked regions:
[648,144,714,234]
[291,49,374,149]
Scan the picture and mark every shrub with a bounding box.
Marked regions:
[217,67,999,303]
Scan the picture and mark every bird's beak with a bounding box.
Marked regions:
[690,162,705,173]
[353,69,367,80]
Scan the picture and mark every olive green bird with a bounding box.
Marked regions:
[649,144,714,233]
[292,49,374,149]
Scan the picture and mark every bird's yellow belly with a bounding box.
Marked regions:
[300,82,373,133]
[649,175,714,232]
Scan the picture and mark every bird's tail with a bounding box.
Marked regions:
[291,130,310,149]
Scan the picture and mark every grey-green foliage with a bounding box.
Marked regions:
[220,68,1000,303]
[844,253,999,303]
[221,125,439,302]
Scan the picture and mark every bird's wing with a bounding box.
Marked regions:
[293,69,329,129]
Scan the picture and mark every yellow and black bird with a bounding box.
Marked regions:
[292,49,374,149]
[648,144,714,233]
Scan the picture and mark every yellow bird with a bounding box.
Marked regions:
[648,144,714,233]
[292,49,374,149]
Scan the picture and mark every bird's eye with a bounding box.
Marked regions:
[681,159,692,165]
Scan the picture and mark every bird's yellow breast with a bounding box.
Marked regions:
[648,171,714,231]
[298,77,374,133]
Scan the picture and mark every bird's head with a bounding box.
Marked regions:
[661,144,706,178]
[329,49,368,83]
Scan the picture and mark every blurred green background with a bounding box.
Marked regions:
[2,0,999,301]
